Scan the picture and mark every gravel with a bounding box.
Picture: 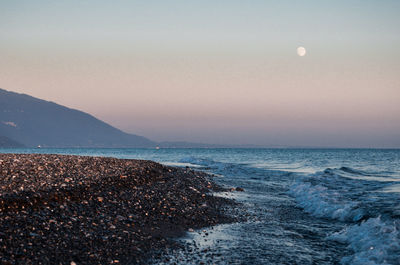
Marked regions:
[0,154,236,264]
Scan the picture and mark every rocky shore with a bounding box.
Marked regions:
[0,154,236,264]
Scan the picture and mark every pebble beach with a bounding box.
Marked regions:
[0,154,236,264]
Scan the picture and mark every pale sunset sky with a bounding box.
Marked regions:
[1,0,399,147]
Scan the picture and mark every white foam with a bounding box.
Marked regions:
[161,162,202,168]
[289,180,365,222]
[251,162,316,174]
[328,217,400,265]
[179,157,213,166]
[290,169,400,264]
[179,157,232,172]
[381,184,400,193]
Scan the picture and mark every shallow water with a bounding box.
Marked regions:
[1,148,399,264]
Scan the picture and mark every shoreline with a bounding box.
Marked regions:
[0,154,237,264]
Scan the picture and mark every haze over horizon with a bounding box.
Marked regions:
[1,0,399,148]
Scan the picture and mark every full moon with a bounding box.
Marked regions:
[297,46,306,57]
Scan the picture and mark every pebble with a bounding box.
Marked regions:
[0,154,236,264]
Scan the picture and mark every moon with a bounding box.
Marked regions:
[297,46,306,57]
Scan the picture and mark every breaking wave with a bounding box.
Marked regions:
[289,180,365,222]
[329,217,400,265]
[289,167,400,264]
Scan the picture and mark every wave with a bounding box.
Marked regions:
[288,167,375,222]
[289,180,365,222]
[178,157,242,176]
[338,166,378,176]
[339,166,397,178]
[335,167,400,182]
[179,156,295,181]
[289,167,400,264]
[179,157,226,168]
[289,167,397,220]
[328,216,400,265]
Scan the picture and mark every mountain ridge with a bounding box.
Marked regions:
[0,88,155,148]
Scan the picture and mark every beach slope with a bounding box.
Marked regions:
[0,154,234,264]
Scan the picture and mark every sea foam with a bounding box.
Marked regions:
[289,168,400,265]
[289,177,365,222]
[328,217,400,265]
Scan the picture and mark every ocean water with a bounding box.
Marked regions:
[1,148,399,264]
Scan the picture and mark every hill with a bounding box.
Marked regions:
[0,88,155,148]
[0,135,25,148]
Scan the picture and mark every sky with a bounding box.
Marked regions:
[1,0,400,147]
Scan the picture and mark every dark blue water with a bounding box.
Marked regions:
[1,148,399,264]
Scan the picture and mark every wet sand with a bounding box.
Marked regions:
[0,154,236,264]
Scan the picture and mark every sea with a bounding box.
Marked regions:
[1,148,399,265]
